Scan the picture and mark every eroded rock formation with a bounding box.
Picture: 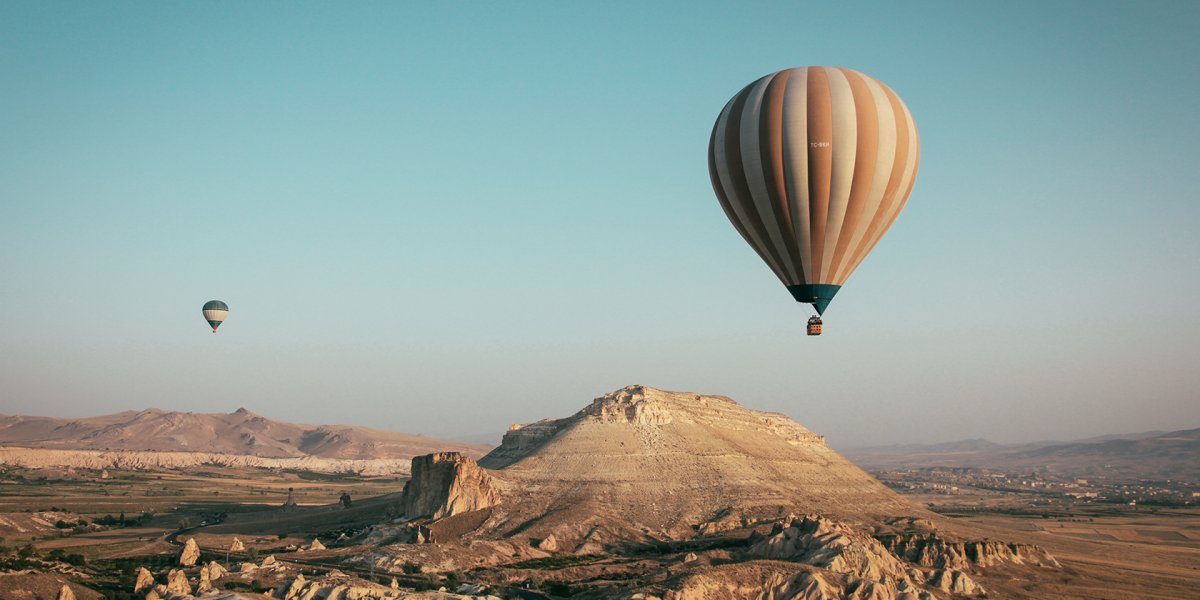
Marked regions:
[164,569,190,595]
[132,567,154,593]
[400,452,499,519]
[744,516,914,584]
[204,560,227,581]
[369,386,1062,600]
[876,531,1060,569]
[178,537,200,566]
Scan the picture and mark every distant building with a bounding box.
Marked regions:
[282,487,298,511]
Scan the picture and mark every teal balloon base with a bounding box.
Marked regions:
[787,284,841,315]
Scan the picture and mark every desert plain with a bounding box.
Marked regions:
[0,386,1196,600]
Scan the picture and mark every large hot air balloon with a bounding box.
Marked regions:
[708,66,919,333]
[202,300,228,333]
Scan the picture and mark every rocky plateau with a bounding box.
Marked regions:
[349,385,1063,599]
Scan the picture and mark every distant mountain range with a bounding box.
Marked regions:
[844,428,1200,481]
[0,408,490,460]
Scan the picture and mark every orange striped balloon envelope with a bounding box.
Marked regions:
[708,66,919,315]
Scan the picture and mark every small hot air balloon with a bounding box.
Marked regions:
[202,300,228,333]
[708,66,920,334]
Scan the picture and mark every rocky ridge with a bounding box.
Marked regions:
[0,407,490,466]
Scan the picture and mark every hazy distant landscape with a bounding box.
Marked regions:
[0,409,490,477]
[847,428,1200,482]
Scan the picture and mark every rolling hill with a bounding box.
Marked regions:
[0,407,489,460]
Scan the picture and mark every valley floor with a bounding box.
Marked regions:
[0,464,1198,599]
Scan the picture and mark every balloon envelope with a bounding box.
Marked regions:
[708,66,920,314]
[202,300,228,332]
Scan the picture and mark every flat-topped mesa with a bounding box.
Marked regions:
[401,452,499,520]
[465,385,923,547]
[589,386,826,444]
[481,385,826,471]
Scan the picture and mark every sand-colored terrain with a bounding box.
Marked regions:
[0,386,1196,599]
[0,407,490,461]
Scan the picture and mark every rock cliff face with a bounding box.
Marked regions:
[401,452,500,519]
[480,420,570,469]
[876,531,1060,569]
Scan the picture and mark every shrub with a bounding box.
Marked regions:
[545,580,572,597]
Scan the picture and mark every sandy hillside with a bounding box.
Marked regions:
[0,407,489,460]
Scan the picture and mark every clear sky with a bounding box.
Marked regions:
[2,1,1197,448]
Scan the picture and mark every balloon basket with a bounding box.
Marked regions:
[807,316,823,336]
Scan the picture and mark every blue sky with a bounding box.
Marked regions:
[2,1,1197,447]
